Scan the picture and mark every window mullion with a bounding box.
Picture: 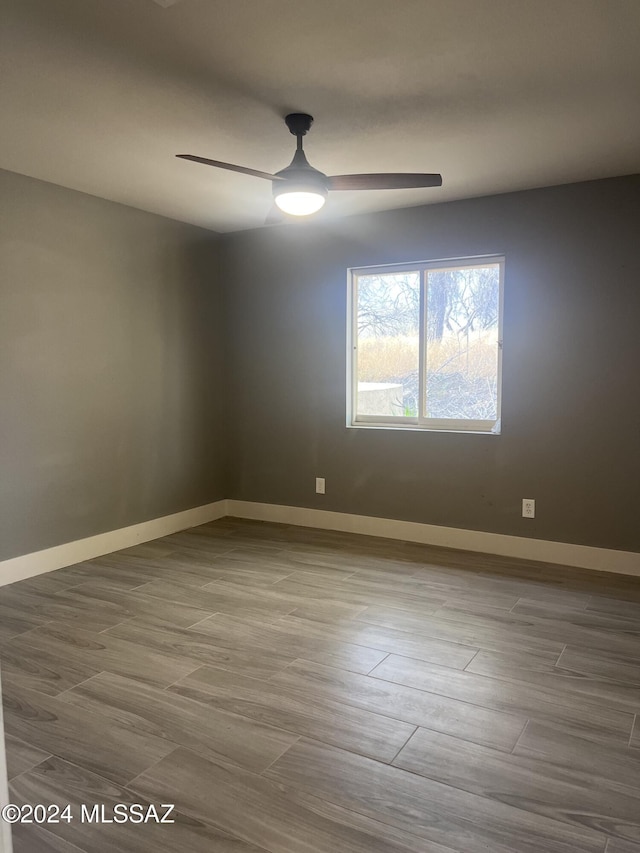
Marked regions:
[418,268,427,421]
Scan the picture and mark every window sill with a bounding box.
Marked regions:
[347,422,501,435]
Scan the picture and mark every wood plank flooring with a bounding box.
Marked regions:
[1,517,640,853]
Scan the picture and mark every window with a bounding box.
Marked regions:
[348,256,504,433]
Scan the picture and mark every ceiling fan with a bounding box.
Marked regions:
[177,113,442,223]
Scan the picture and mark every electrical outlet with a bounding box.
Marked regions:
[315,477,326,495]
[522,498,535,518]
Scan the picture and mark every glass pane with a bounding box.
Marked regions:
[425,264,500,420]
[355,272,420,417]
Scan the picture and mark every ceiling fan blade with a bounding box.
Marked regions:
[176,155,286,182]
[327,173,442,191]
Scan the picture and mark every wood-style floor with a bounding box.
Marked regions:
[1,518,640,853]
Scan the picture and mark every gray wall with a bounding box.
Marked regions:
[0,169,227,562]
[222,175,640,553]
[3,170,638,561]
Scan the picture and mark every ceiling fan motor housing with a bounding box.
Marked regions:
[273,146,329,200]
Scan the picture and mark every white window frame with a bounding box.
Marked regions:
[347,255,504,434]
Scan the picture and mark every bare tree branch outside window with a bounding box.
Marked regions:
[355,264,500,421]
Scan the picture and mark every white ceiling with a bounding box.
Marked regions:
[2,0,639,232]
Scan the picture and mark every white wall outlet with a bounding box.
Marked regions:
[315,477,326,495]
[522,498,535,518]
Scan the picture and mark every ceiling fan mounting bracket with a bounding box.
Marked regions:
[285,113,314,137]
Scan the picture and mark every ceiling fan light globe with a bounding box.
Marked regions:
[274,190,326,216]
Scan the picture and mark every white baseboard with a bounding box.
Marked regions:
[0,500,228,588]
[227,500,640,577]
[2,498,638,587]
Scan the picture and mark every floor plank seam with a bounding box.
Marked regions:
[3,620,55,643]
[385,725,419,766]
[6,753,54,785]
[510,718,532,754]
[463,649,481,671]
[53,669,109,699]
[161,665,207,693]
[257,736,303,777]
[366,652,390,675]
[122,745,186,790]
[127,580,163,592]
[182,611,223,630]
[97,616,138,634]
